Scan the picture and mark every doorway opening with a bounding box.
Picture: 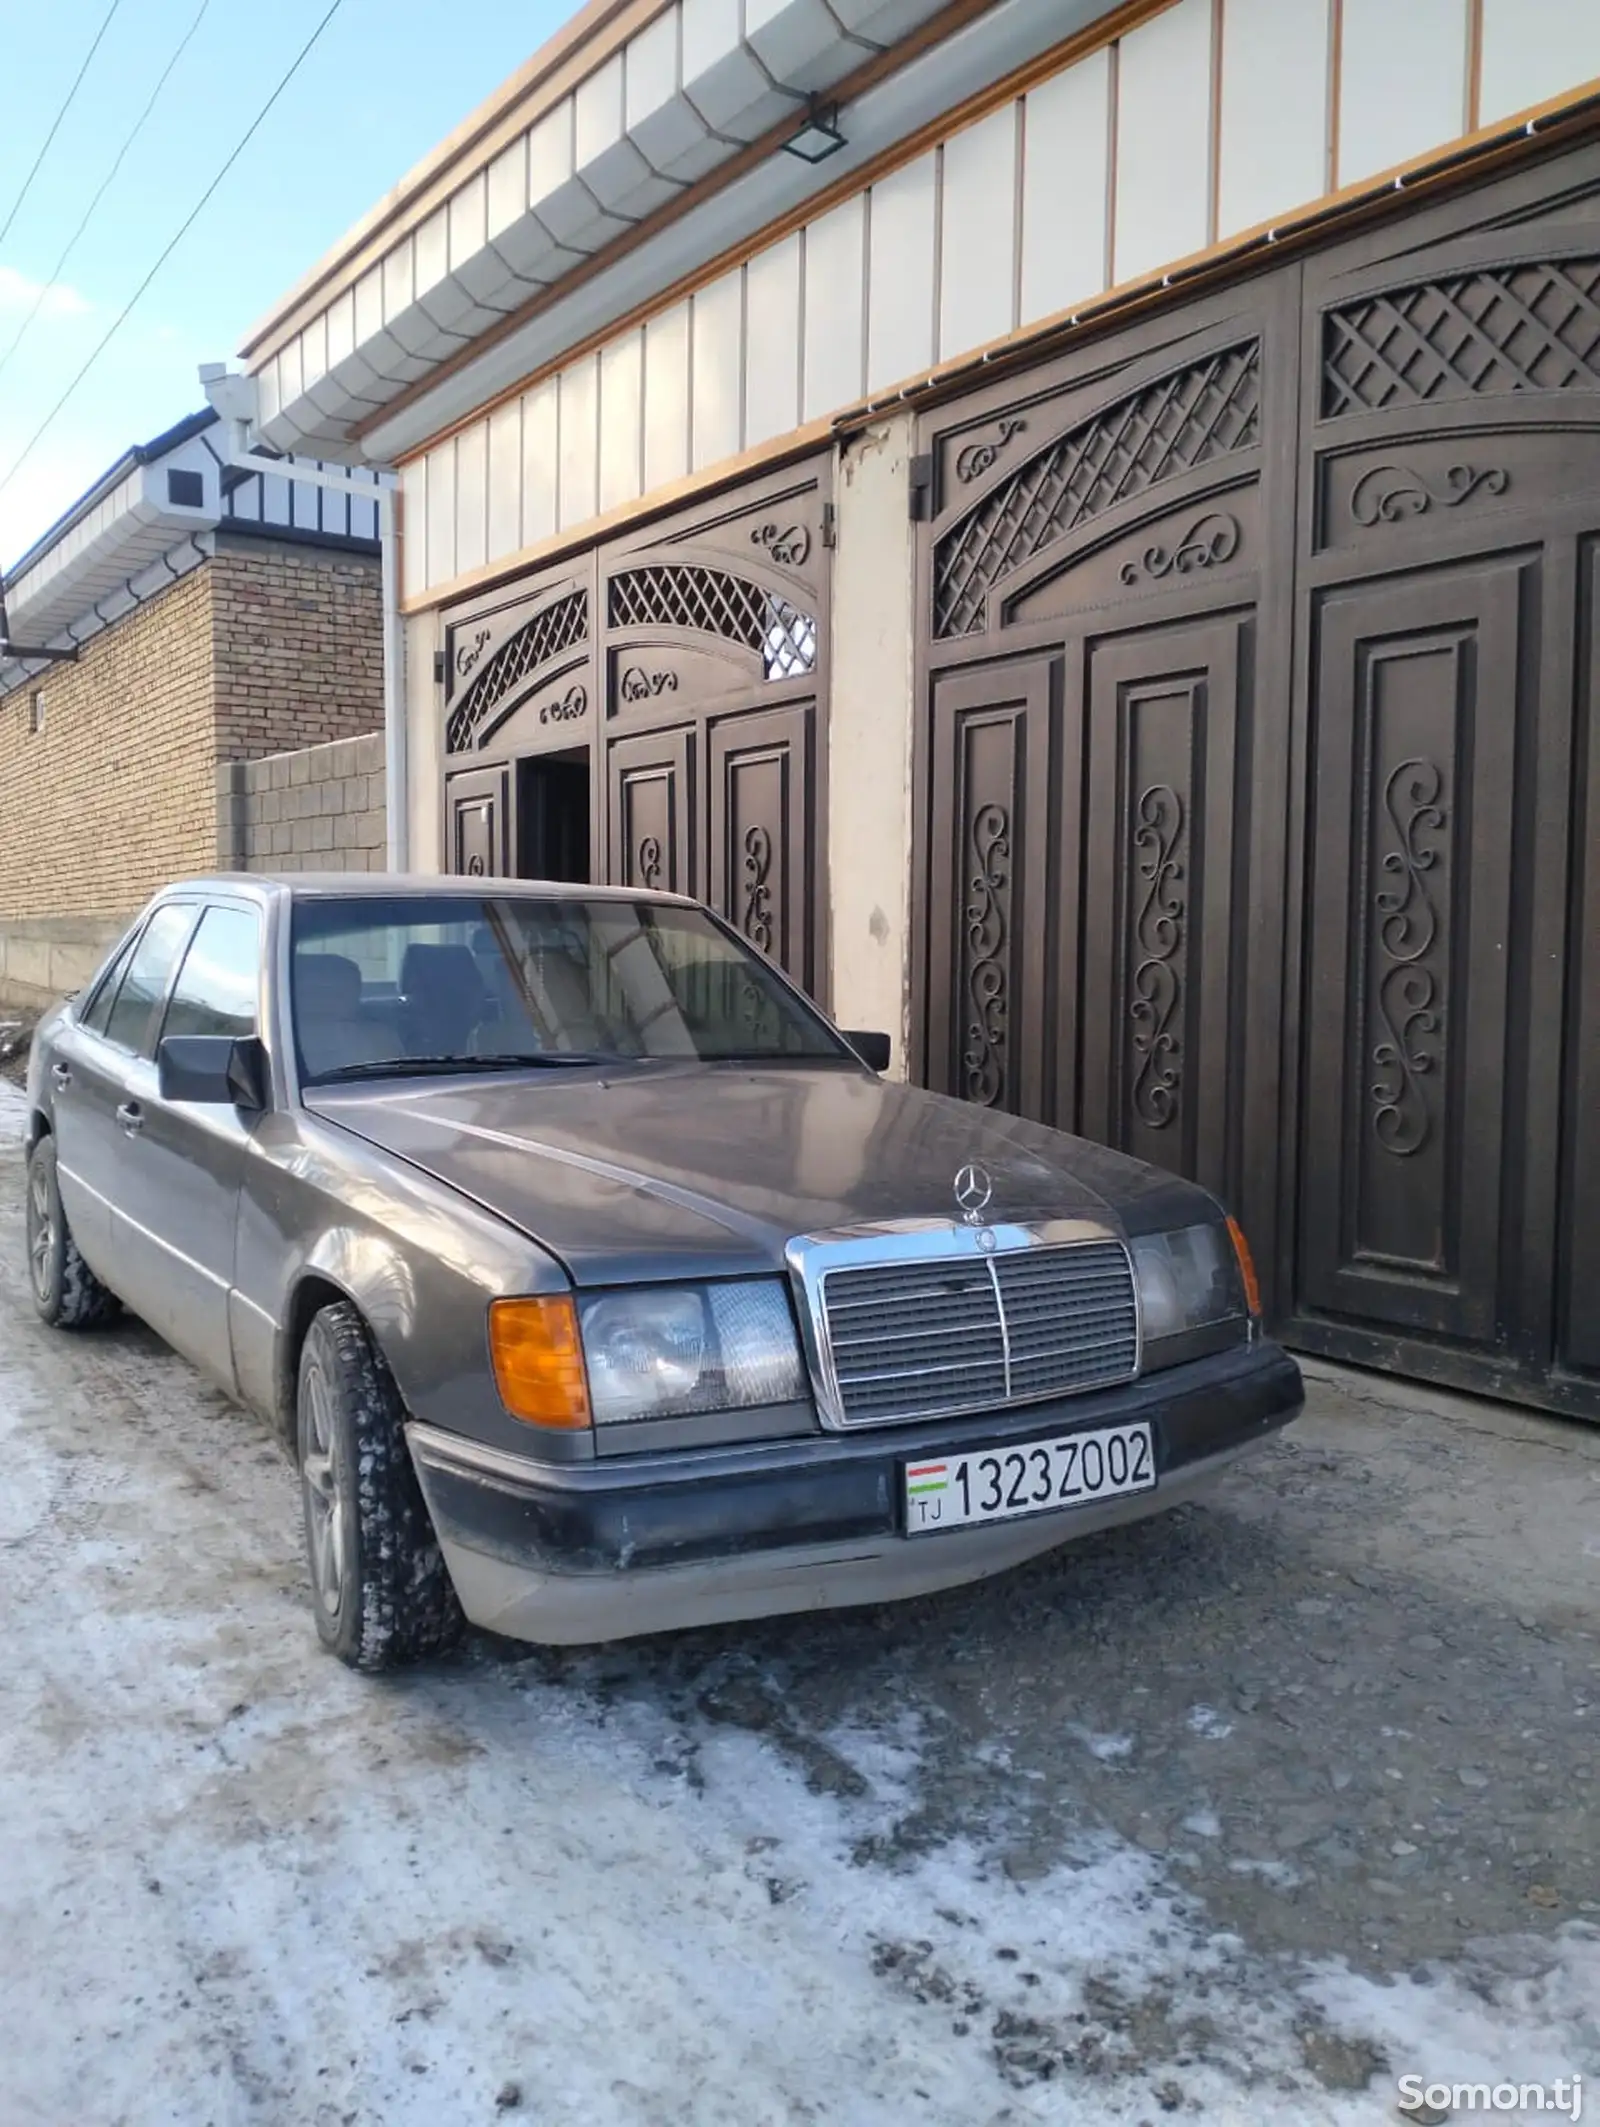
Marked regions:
[517,747,591,883]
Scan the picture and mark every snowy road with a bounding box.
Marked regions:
[0,1078,1595,2126]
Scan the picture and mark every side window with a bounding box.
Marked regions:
[161,906,262,1044]
[79,931,140,1037]
[102,905,197,1056]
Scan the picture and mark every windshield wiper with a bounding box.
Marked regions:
[308,1051,621,1084]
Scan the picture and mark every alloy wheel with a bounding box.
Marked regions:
[27,1159,55,1307]
[301,1363,347,1616]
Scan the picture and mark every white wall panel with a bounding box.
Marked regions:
[1479,0,1600,124]
[425,439,456,587]
[1114,0,1213,283]
[1338,0,1468,184]
[691,268,744,471]
[866,152,936,393]
[599,329,644,513]
[1019,51,1110,326]
[803,195,865,421]
[521,378,558,546]
[455,416,488,575]
[1217,0,1331,237]
[643,302,690,490]
[487,399,522,562]
[939,104,1017,360]
[744,234,802,446]
[558,354,599,528]
[625,6,680,126]
[401,461,428,601]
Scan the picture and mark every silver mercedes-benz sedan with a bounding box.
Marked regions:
[23,875,1301,1669]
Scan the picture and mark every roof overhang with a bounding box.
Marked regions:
[240,0,1130,466]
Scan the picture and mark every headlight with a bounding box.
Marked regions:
[1132,1222,1248,1345]
[579,1280,806,1426]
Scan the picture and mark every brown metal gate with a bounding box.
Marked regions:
[436,459,830,997]
[913,138,1600,1422]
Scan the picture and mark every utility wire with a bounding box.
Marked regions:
[0,0,349,506]
[0,0,214,384]
[0,0,126,251]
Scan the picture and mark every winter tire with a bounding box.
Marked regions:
[26,1133,119,1330]
[297,1300,464,1671]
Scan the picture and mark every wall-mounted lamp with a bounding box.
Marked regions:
[782,106,847,165]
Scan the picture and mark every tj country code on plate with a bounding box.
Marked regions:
[903,1421,1155,1534]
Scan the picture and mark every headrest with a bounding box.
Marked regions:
[401,942,484,1009]
[295,951,363,1017]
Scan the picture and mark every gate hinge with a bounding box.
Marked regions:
[432,649,446,686]
[821,501,837,549]
[907,454,933,521]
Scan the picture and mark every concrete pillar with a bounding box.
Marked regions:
[405,609,442,873]
[826,412,916,1078]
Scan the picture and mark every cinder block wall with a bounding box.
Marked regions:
[220,732,386,873]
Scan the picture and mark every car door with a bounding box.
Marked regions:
[109,899,265,1388]
[51,904,199,1286]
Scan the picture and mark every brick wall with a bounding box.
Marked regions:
[210,536,382,760]
[0,567,217,922]
[220,731,386,873]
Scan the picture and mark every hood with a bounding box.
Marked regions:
[306,1063,1208,1284]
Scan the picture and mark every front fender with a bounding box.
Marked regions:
[234,1110,577,1459]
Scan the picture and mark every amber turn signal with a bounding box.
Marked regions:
[1226,1217,1262,1320]
[488,1296,592,1429]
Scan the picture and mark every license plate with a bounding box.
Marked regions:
[902,1422,1156,1535]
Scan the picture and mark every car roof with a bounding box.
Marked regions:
[157,872,701,908]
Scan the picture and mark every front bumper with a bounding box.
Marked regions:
[409,1340,1302,1645]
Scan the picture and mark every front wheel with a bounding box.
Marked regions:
[297,1301,464,1671]
[26,1133,119,1330]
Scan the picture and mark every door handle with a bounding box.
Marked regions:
[116,1101,144,1136]
[51,1061,71,1088]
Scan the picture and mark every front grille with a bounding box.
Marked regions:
[820,1241,1138,1426]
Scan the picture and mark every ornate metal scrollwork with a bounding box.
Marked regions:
[749,521,812,568]
[619,665,679,704]
[1119,512,1242,587]
[637,835,663,890]
[1128,786,1186,1129]
[962,803,1010,1107]
[742,824,774,951]
[1349,462,1510,528]
[454,626,492,680]
[955,419,1027,484]
[1369,758,1448,1157]
[537,683,587,728]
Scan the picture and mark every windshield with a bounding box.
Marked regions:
[289,893,848,1083]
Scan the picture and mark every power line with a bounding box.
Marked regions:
[0,0,214,385]
[0,0,349,507]
[0,0,126,251]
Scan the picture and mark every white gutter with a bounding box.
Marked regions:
[200,365,408,871]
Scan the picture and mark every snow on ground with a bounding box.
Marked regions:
[0,1078,30,1141]
[0,1085,1595,2125]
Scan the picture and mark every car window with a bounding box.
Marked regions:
[101,904,197,1056]
[289,893,846,1081]
[160,905,261,1044]
[78,930,140,1037]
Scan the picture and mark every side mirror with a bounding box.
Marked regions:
[158,1034,268,1111]
[844,1029,892,1072]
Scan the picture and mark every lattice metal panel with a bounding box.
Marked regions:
[608,565,817,681]
[1323,257,1600,417]
[445,589,588,753]
[933,343,1261,638]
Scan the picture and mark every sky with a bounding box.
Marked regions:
[0,0,570,573]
